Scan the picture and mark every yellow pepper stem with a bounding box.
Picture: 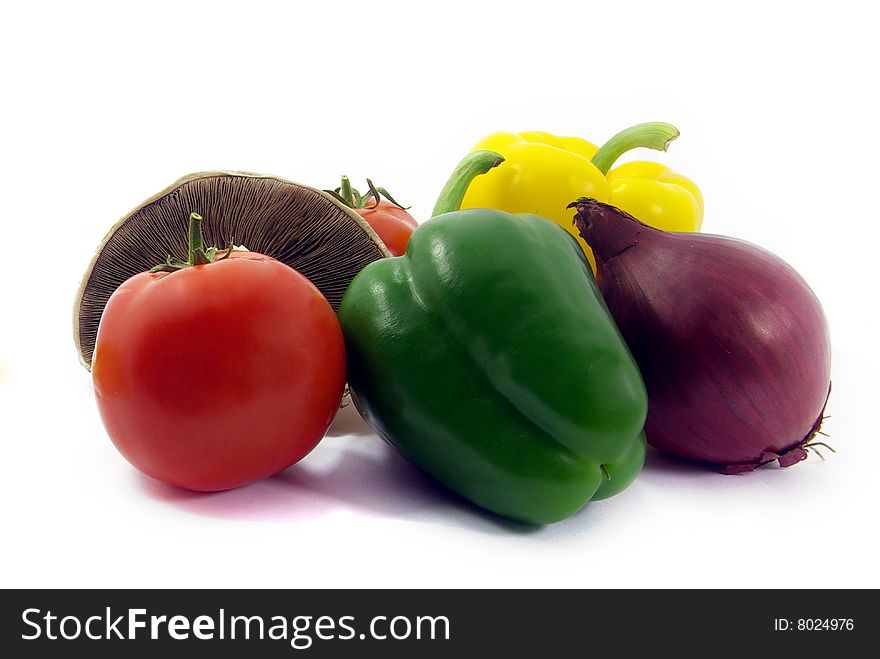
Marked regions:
[591,122,681,175]
[432,150,505,217]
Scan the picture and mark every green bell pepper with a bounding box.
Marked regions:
[338,151,648,525]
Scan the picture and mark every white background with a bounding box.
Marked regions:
[1,0,878,589]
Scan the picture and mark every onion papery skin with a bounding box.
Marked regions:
[571,198,831,473]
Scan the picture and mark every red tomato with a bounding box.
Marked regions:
[355,200,419,256]
[92,252,346,491]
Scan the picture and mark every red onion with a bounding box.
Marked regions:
[569,198,831,473]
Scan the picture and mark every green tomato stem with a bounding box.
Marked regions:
[340,175,356,206]
[432,150,505,217]
[149,212,218,272]
[590,122,680,176]
[187,212,211,265]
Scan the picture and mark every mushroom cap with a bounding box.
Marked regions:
[74,170,390,370]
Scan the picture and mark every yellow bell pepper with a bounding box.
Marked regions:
[460,122,702,270]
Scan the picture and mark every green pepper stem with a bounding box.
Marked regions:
[187,212,211,265]
[432,150,505,217]
[590,122,680,175]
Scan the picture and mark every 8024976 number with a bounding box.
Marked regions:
[774,618,854,631]
[799,618,854,631]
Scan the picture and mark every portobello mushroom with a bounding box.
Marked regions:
[74,171,390,370]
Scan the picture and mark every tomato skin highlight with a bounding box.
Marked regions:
[355,200,418,256]
[92,252,346,491]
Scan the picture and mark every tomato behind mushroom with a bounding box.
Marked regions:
[354,199,419,256]
[328,177,419,256]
